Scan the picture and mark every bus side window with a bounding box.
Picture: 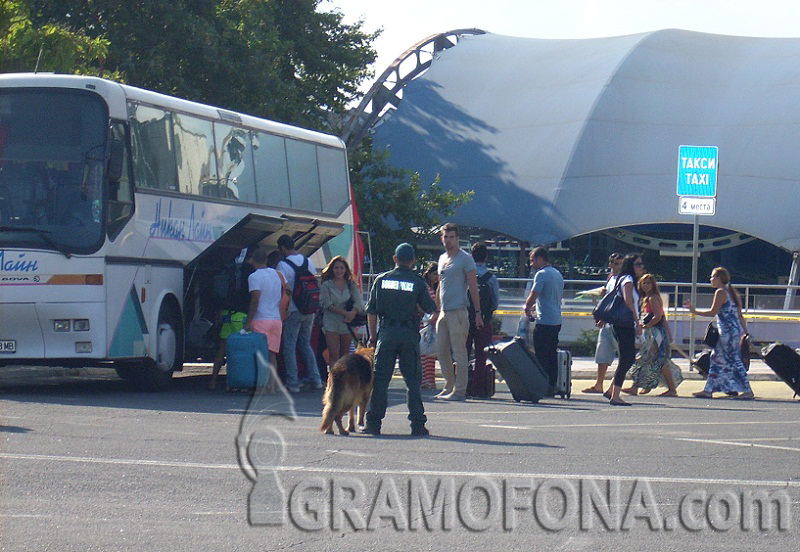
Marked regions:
[107,122,134,240]
[128,103,178,191]
[173,113,217,196]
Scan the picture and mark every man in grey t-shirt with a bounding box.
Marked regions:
[524,246,564,390]
[432,223,482,401]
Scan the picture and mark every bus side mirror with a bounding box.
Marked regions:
[107,139,124,183]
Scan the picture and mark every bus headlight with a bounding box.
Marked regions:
[73,319,90,331]
[54,320,71,332]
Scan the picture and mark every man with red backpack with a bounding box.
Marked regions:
[276,235,324,393]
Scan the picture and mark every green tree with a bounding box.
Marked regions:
[350,141,474,271]
[26,0,378,130]
[1,0,117,76]
[19,0,470,266]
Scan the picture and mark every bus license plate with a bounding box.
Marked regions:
[0,340,15,353]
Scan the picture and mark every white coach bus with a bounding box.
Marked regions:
[0,74,356,388]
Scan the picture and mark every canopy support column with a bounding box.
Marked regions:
[783,251,800,310]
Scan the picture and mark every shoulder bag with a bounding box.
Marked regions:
[344,281,367,327]
[740,333,751,370]
[702,322,719,348]
[592,277,635,327]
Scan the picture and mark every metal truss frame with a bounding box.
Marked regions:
[604,228,755,255]
[340,28,486,148]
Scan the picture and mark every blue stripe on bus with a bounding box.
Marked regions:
[108,286,149,357]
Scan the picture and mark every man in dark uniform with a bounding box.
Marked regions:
[364,243,437,437]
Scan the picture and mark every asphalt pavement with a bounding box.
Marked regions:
[1,361,799,551]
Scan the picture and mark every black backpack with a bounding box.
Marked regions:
[283,257,321,315]
[212,260,252,312]
[468,270,495,324]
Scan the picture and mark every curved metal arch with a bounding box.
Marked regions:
[341,28,487,148]
[604,228,756,255]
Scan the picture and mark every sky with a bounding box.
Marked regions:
[324,0,800,84]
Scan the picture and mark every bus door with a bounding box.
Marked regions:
[183,213,342,358]
[252,215,343,260]
[184,214,285,359]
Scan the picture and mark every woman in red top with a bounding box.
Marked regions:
[624,274,682,396]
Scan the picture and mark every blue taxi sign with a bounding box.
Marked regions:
[677,145,718,197]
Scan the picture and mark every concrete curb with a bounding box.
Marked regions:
[567,356,779,381]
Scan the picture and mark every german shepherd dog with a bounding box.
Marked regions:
[320,346,375,435]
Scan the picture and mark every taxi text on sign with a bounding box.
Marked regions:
[676,145,718,197]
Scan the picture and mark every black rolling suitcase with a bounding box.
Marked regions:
[467,362,496,398]
[485,337,549,403]
[762,343,800,397]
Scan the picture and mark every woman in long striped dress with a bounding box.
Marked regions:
[685,267,753,400]
[420,263,439,389]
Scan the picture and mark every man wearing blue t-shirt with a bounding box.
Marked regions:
[523,246,564,390]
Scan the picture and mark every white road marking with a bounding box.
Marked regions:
[485,419,800,429]
[468,419,798,430]
[674,437,800,453]
[480,424,531,430]
[0,452,241,470]
[324,450,376,457]
[2,452,799,488]
[734,437,800,442]
[271,466,800,487]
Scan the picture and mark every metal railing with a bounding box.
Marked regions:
[494,278,800,315]
[361,273,800,318]
[359,274,800,351]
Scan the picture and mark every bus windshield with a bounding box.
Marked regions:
[0,89,107,254]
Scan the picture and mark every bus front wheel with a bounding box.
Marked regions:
[141,299,183,390]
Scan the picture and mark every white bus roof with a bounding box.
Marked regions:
[0,73,345,149]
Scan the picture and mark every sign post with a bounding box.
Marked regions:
[677,145,718,362]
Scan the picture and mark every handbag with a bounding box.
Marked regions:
[702,322,719,348]
[741,333,751,370]
[592,278,635,327]
[419,321,437,356]
[187,314,215,347]
[344,290,367,327]
[692,349,711,379]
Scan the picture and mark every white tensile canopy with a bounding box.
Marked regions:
[372,29,800,251]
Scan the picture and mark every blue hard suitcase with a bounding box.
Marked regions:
[485,337,549,403]
[226,332,271,389]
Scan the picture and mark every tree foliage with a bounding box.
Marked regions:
[25,0,378,130]
[350,140,474,271]
[9,0,474,266]
[1,0,118,76]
